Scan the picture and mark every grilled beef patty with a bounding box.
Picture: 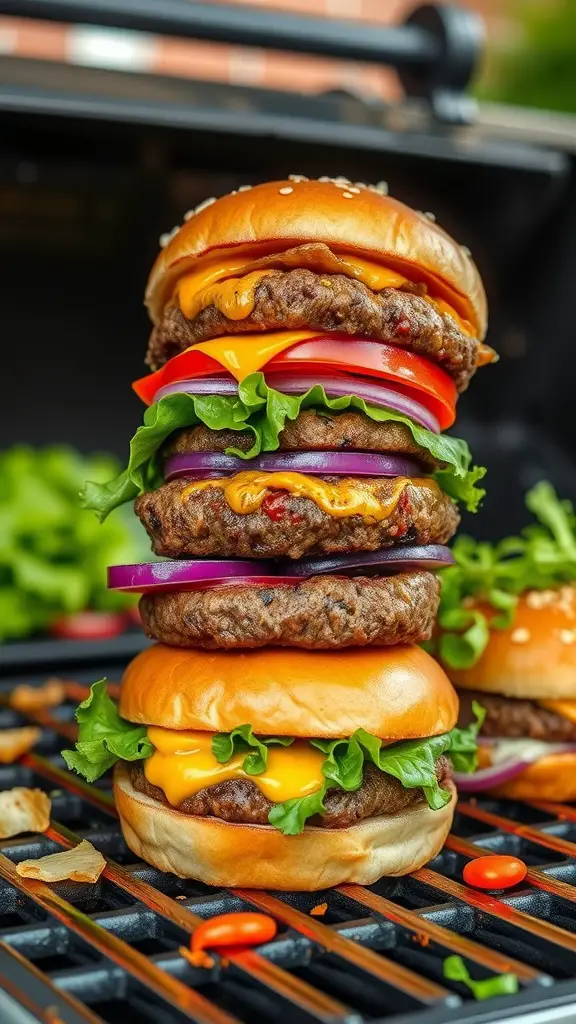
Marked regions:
[164,409,439,471]
[139,570,440,649]
[147,268,479,391]
[134,476,459,560]
[128,756,451,829]
[460,691,576,743]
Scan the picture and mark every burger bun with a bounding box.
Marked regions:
[449,587,576,700]
[115,764,456,889]
[119,642,458,740]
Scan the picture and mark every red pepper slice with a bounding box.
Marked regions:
[187,912,277,966]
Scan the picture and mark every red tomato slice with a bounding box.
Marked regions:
[133,335,457,428]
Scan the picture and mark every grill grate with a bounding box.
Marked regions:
[2,663,576,1024]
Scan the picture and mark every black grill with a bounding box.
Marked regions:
[2,662,576,1024]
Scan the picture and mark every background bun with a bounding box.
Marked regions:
[120,642,458,739]
[450,587,576,700]
[147,179,486,336]
[484,750,576,802]
[115,764,456,888]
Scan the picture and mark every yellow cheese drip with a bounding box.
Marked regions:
[178,269,273,321]
[191,330,318,381]
[173,249,476,337]
[537,700,576,725]
[180,470,431,521]
[144,726,325,807]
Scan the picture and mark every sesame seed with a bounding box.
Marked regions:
[333,176,351,185]
[342,191,354,198]
[354,181,367,189]
[194,196,217,214]
[288,174,308,182]
[278,186,293,195]
[376,180,389,194]
[318,176,332,183]
[558,628,576,645]
[526,589,555,609]
[237,184,252,192]
[511,627,531,644]
[461,245,472,256]
[423,211,436,221]
[183,210,195,221]
[159,226,179,247]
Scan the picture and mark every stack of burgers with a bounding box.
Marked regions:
[66,177,492,889]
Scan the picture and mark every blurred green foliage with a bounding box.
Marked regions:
[0,445,149,642]
[480,0,576,114]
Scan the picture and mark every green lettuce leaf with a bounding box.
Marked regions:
[62,680,153,783]
[447,701,485,773]
[443,955,519,1000]
[81,373,485,520]
[211,724,294,774]
[267,788,329,835]
[64,692,479,834]
[433,482,576,670]
[0,444,150,641]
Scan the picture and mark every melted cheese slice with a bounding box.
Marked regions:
[191,330,318,381]
[180,471,433,520]
[144,727,325,807]
[174,249,475,338]
[538,700,576,725]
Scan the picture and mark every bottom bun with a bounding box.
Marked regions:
[487,751,576,802]
[114,763,456,889]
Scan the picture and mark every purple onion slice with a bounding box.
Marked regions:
[154,372,441,434]
[277,544,455,578]
[164,450,424,482]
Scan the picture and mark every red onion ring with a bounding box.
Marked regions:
[277,545,454,578]
[453,741,576,792]
[109,545,453,594]
[164,451,424,483]
[153,373,441,434]
[108,559,276,594]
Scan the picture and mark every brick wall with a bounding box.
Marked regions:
[0,0,500,98]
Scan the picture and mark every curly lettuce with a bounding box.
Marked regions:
[430,482,576,670]
[82,373,485,519]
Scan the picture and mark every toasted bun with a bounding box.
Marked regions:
[146,179,486,336]
[450,587,576,700]
[484,751,576,803]
[120,643,458,739]
[114,764,456,888]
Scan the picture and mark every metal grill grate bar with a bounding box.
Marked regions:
[0,849,239,1024]
[42,821,357,1024]
[457,801,576,859]
[337,884,543,984]
[0,937,105,1023]
[7,675,576,1023]
[27,755,455,1014]
[232,890,454,1007]
[414,866,576,957]
[445,833,576,906]
[25,745,453,1011]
